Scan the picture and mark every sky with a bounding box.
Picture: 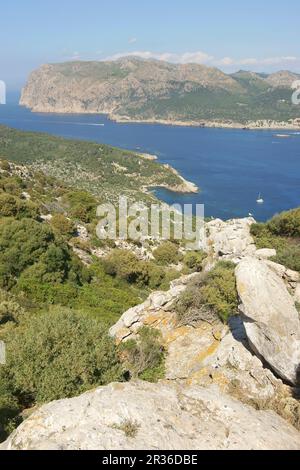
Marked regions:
[1,0,300,89]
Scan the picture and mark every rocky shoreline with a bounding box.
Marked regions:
[110,114,300,131]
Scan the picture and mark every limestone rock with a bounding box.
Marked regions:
[109,274,196,343]
[205,218,256,259]
[255,248,277,259]
[2,381,300,450]
[294,284,300,304]
[235,257,300,385]
[265,260,300,285]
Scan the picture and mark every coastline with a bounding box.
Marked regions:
[110,114,300,131]
[19,102,300,131]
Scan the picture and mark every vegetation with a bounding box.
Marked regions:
[251,208,300,272]
[175,261,238,324]
[183,250,206,273]
[0,154,183,441]
[119,327,165,382]
[153,241,181,266]
[0,126,183,204]
[113,419,140,439]
[103,249,180,291]
[0,309,123,439]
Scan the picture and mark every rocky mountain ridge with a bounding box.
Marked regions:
[20,58,300,128]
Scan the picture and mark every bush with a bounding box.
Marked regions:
[251,220,300,272]
[267,208,300,238]
[1,310,122,405]
[0,380,21,442]
[64,191,97,223]
[183,250,206,272]
[175,261,238,324]
[0,290,24,324]
[0,193,19,217]
[50,214,76,238]
[119,327,165,382]
[275,243,300,273]
[201,261,238,323]
[0,194,39,219]
[103,249,169,290]
[103,249,142,283]
[153,242,181,266]
[0,218,90,296]
[0,160,11,171]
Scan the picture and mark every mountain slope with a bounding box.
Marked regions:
[20,58,300,126]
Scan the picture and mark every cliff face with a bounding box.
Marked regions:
[20,58,300,125]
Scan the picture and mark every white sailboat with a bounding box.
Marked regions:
[256,193,264,204]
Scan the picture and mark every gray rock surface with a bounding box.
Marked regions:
[236,257,300,384]
[205,218,256,259]
[255,248,277,259]
[2,381,300,450]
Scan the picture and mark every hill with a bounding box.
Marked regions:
[20,58,300,128]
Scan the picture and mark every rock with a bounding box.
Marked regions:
[285,269,300,283]
[255,248,276,259]
[2,381,300,450]
[205,218,256,259]
[235,257,300,385]
[76,224,90,242]
[109,274,195,343]
[264,260,300,285]
[294,284,300,304]
[0,340,5,364]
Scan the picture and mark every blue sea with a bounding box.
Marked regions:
[0,93,300,222]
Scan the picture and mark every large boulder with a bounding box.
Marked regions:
[235,257,300,385]
[2,381,300,450]
[205,218,256,259]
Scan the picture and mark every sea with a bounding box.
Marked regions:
[0,92,299,222]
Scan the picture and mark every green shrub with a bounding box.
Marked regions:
[64,190,97,223]
[0,290,24,324]
[0,160,11,171]
[0,218,90,297]
[103,249,142,283]
[153,242,181,266]
[50,214,76,238]
[275,243,300,273]
[119,327,165,382]
[175,261,238,324]
[1,310,122,405]
[267,208,300,238]
[183,250,206,272]
[0,380,22,442]
[0,194,39,219]
[251,221,300,272]
[201,261,238,323]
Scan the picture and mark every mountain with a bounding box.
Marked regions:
[20,58,300,127]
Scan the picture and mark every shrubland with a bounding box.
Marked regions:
[251,208,300,272]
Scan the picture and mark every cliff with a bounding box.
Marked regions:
[20,58,300,127]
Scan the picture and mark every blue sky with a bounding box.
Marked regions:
[1,0,300,89]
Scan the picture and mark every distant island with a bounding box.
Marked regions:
[20,57,300,129]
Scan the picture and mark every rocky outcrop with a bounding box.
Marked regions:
[205,217,256,260]
[235,257,300,385]
[2,381,300,450]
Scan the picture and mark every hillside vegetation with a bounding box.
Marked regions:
[0,125,184,204]
[0,149,198,440]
